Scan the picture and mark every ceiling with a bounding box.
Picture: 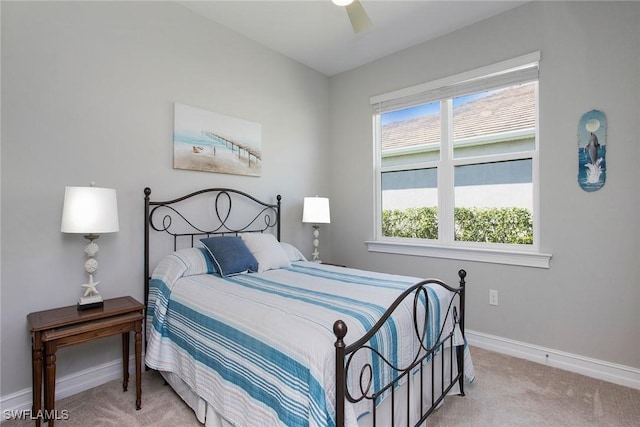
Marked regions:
[178,1,528,76]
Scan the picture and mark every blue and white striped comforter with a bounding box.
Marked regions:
[146,257,462,427]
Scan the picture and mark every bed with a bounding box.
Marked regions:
[143,187,474,427]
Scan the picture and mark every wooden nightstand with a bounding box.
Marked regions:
[27,296,144,427]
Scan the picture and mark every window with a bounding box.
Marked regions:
[369,53,551,268]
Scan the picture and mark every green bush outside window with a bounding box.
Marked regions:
[382,207,532,244]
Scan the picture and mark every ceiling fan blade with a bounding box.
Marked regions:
[345,0,372,34]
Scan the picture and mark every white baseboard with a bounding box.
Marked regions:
[466,329,640,390]
[0,355,137,414]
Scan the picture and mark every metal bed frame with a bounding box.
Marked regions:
[143,187,467,427]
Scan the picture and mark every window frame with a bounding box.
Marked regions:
[368,53,551,268]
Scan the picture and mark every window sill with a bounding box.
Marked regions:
[365,240,551,269]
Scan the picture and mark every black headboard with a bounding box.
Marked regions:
[143,187,281,310]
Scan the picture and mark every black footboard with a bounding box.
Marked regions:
[334,269,467,427]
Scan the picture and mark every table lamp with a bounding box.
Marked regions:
[61,185,119,310]
[302,196,330,262]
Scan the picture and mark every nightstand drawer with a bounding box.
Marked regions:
[42,311,143,346]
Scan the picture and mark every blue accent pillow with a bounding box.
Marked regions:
[200,236,258,277]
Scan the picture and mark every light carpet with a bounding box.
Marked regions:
[3,347,639,426]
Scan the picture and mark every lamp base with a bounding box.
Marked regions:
[311,224,321,261]
[77,301,104,311]
[77,295,104,311]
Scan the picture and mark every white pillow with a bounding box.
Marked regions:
[280,242,307,262]
[172,247,218,276]
[239,233,291,273]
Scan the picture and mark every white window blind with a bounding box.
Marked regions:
[372,52,540,114]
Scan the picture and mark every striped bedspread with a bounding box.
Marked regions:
[146,256,464,427]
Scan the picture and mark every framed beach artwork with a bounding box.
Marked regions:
[173,103,262,177]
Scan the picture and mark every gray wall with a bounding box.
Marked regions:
[2,0,639,404]
[1,1,329,397]
[329,1,640,369]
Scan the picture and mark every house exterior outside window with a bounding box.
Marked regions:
[368,53,551,268]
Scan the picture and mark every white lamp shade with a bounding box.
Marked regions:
[61,186,120,234]
[302,197,330,224]
[332,0,354,5]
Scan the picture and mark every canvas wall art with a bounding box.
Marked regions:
[173,103,262,177]
[577,109,606,192]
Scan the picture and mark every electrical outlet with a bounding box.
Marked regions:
[489,290,498,306]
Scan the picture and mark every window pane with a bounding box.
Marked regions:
[381,102,440,167]
[453,83,536,159]
[381,168,438,239]
[454,160,533,244]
